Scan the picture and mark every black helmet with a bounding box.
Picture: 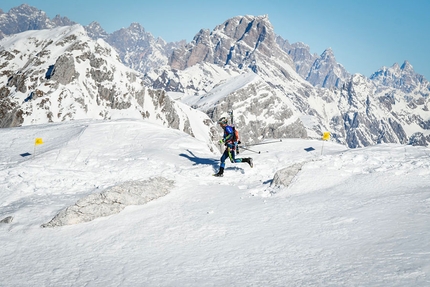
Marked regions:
[217,117,228,125]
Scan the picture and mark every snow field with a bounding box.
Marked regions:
[0,119,429,286]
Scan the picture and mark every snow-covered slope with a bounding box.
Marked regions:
[173,70,311,145]
[1,119,429,286]
[1,25,145,124]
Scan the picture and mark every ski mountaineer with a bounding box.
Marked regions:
[214,117,253,177]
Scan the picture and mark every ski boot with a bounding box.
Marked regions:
[242,158,253,168]
[213,167,224,177]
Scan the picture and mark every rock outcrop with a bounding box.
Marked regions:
[42,177,174,227]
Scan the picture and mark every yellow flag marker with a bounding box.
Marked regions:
[35,138,44,145]
[321,132,330,155]
[322,132,331,141]
[33,138,44,158]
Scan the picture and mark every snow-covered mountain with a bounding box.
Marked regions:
[168,15,297,78]
[85,21,185,75]
[0,4,182,75]
[334,74,429,147]
[370,61,430,94]
[148,15,329,145]
[145,15,430,148]
[1,5,429,148]
[0,25,217,149]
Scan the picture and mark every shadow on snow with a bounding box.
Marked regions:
[180,150,219,171]
[180,149,246,174]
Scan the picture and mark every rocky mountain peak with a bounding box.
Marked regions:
[0,4,47,35]
[276,38,350,89]
[112,22,148,37]
[102,22,176,74]
[85,21,109,40]
[51,14,75,26]
[400,60,413,73]
[107,23,154,52]
[9,3,40,14]
[0,4,75,39]
[292,41,311,50]
[127,22,147,35]
[370,61,430,93]
[305,48,350,88]
[320,48,335,60]
[392,62,401,72]
[168,14,294,75]
[213,14,274,44]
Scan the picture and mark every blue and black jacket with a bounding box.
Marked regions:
[222,125,238,150]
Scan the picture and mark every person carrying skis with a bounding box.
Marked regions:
[214,117,253,177]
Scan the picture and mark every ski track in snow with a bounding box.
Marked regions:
[0,119,430,286]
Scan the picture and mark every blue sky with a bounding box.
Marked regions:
[2,0,430,80]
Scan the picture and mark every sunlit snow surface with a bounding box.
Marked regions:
[1,119,430,286]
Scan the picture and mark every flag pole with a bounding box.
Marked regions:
[34,138,44,158]
[321,132,330,156]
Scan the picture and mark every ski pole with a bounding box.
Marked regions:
[239,146,261,154]
[246,139,282,147]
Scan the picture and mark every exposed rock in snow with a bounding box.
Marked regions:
[271,162,306,189]
[408,132,429,146]
[41,177,174,228]
[0,216,13,224]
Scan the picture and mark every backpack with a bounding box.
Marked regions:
[232,126,241,144]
